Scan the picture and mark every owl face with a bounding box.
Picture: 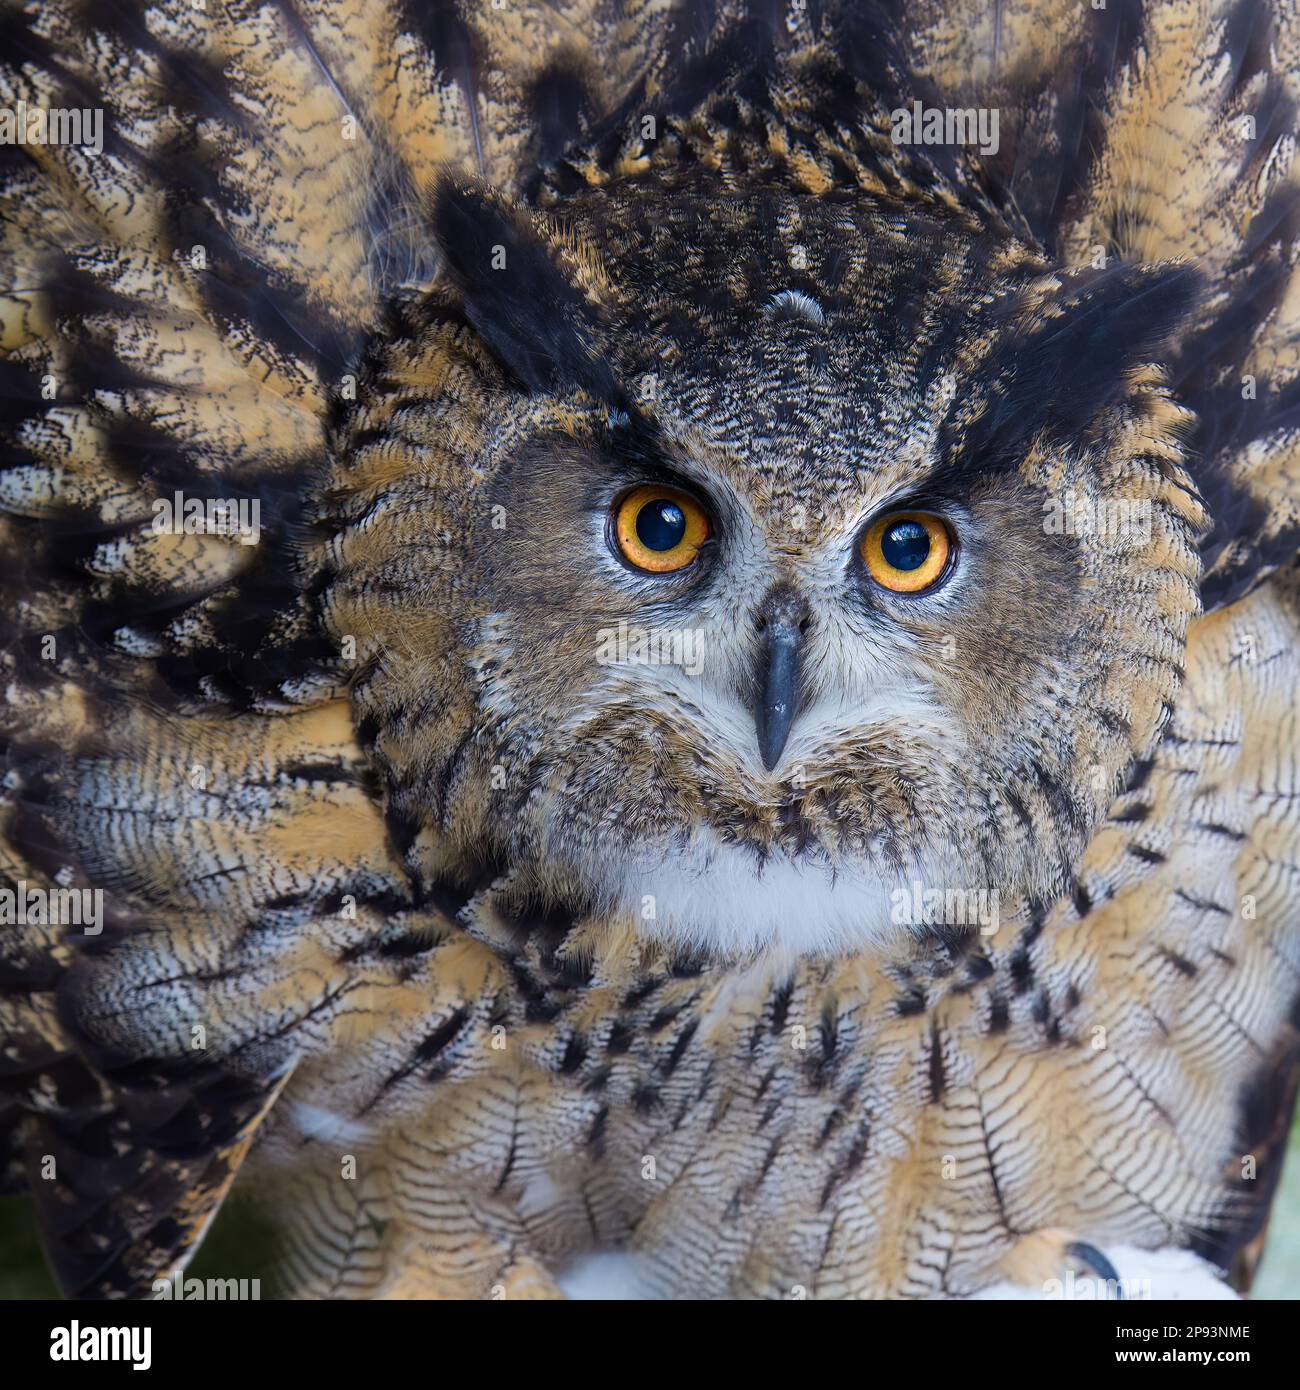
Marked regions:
[331,179,1207,959]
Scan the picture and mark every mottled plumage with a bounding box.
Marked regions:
[1,0,1298,1299]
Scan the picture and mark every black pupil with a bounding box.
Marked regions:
[881,519,931,571]
[636,499,687,551]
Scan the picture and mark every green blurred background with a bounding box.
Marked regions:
[0,1191,284,1300]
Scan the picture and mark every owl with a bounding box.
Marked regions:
[1,0,1299,1302]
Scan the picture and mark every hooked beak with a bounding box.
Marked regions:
[753,612,807,772]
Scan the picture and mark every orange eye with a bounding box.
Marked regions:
[613,485,711,573]
[861,512,952,593]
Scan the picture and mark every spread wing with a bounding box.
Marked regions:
[896,0,1300,605]
[0,0,689,1297]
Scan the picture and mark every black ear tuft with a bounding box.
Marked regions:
[1035,260,1201,383]
[955,261,1202,470]
[429,177,620,404]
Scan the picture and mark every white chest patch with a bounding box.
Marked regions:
[576,825,976,960]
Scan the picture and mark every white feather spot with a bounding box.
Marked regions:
[969,1245,1238,1301]
[555,1251,659,1300]
[766,289,825,325]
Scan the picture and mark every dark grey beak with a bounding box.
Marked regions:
[753,597,810,771]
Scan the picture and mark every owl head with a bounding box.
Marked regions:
[324,175,1207,959]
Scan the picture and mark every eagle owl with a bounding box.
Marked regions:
[2,0,1299,1301]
